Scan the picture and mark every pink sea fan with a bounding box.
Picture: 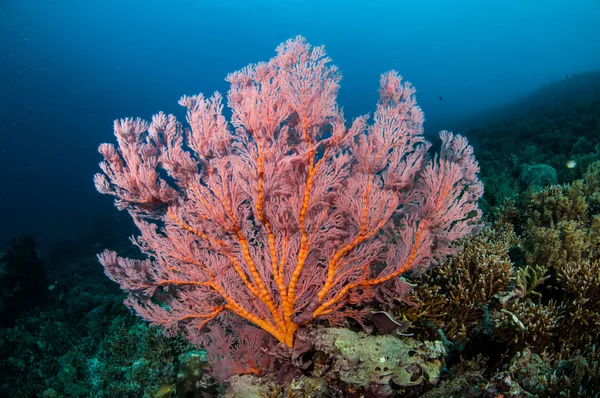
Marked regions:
[95,36,483,352]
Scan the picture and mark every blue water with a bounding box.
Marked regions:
[1,0,599,252]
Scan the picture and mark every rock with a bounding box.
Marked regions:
[308,328,446,390]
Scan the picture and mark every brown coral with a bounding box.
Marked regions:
[401,224,516,342]
[517,161,600,357]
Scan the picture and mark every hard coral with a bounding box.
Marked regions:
[401,225,516,342]
[518,161,600,357]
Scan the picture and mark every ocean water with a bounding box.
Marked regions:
[1,1,599,396]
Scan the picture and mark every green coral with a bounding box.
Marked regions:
[310,328,446,392]
[519,163,558,189]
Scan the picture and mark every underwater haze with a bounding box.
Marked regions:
[1,0,599,251]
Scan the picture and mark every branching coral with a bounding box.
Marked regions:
[517,161,600,357]
[402,162,600,392]
[556,258,600,356]
[522,164,599,269]
[400,224,516,342]
[492,298,564,356]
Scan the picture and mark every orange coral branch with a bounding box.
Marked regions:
[313,221,426,318]
[167,208,262,299]
[316,178,375,303]
[167,208,283,330]
[255,144,288,316]
[284,149,315,325]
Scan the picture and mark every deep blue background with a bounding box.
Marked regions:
[1,0,599,253]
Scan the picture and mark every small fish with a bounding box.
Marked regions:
[153,384,174,398]
[372,311,413,335]
[439,96,443,101]
[566,160,577,169]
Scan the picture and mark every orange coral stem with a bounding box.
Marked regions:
[313,221,426,318]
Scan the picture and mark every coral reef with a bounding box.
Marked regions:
[2,164,599,397]
[222,327,446,397]
[469,88,600,211]
[399,224,516,343]
[2,41,600,398]
[398,161,600,396]
[519,163,558,189]
[515,161,600,357]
